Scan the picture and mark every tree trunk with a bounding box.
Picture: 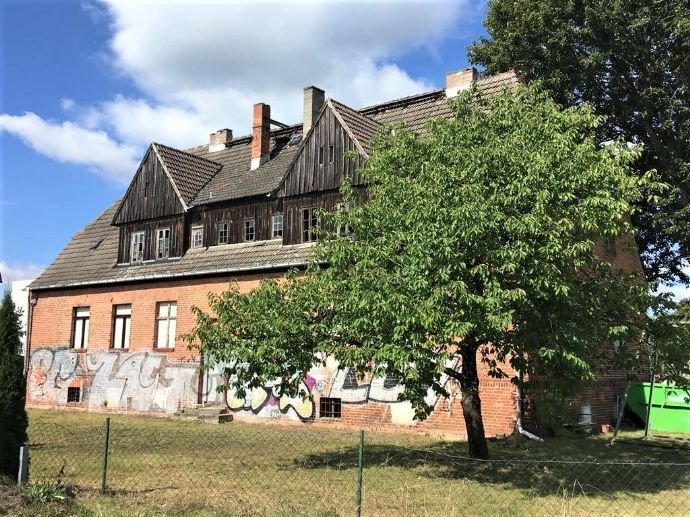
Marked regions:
[459,343,490,459]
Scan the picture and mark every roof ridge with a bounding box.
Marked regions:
[153,141,223,167]
[183,125,301,154]
[359,88,445,115]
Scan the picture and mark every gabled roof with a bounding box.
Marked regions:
[188,129,300,205]
[328,99,382,156]
[31,200,314,290]
[32,70,521,290]
[153,143,222,205]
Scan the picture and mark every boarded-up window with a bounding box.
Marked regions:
[112,304,131,349]
[156,301,177,349]
[72,307,90,349]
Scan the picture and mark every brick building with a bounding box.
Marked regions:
[26,68,642,438]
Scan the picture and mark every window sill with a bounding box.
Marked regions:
[111,348,129,351]
[153,347,176,352]
[71,348,88,353]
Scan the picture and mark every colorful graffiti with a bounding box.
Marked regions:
[28,348,206,413]
[224,376,318,421]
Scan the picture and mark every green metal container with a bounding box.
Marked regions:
[627,382,690,434]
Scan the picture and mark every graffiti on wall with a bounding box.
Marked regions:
[28,347,211,413]
[28,348,460,424]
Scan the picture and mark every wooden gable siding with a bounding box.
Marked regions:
[113,147,185,225]
[280,106,366,198]
[186,197,281,246]
[117,216,185,264]
[283,191,341,245]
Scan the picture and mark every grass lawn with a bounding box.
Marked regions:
[26,409,690,516]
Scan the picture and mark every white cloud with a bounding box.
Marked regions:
[0,113,140,184]
[3,0,476,181]
[0,261,44,287]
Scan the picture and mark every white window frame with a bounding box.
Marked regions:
[302,207,318,242]
[156,301,177,349]
[191,226,204,248]
[112,304,131,350]
[130,231,145,263]
[156,228,171,259]
[272,214,283,239]
[244,218,255,242]
[72,307,90,349]
[217,221,230,245]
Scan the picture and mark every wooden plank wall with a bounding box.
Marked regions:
[114,147,185,225]
[117,216,185,263]
[280,106,367,197]
[186,197,281,246]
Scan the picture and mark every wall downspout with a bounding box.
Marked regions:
[516,371,544,442]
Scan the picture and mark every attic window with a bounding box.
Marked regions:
[217,222,229,245]
[244,219,255,242]
[191,227,204,248]
[318,146,324,166]
[130,232,144,263]
[329,145,334,163]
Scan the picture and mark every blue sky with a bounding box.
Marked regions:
[2,0,686,299]
[0,0,488,283]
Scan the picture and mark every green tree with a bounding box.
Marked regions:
[469,0,690,285]
[644,295,690,387]
[189,85,649,458]
[0,290,29,477]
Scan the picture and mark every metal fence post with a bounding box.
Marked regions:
[101,417,111,494]
[17,445,29,486]
[356,430,364,517]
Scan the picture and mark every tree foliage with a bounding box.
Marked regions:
[0,290,28,477]
[644,295,690,387]
[469,0,690,285]
[189,85,649,458]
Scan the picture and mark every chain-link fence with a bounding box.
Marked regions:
[26,414,690,516]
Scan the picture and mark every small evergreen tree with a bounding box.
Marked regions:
[0,290,29,477]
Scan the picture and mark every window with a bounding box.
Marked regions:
[67,387,81,403]
[131,232,144,263]
[603,236,617,255]
[72,307,90,349]
[272,214,283,239]
[217,222,229,245]
[156,302,177,349]
[336,203,354,237]
[302,207,318,242]
[328,144,334,163]
[319,397,342,418]
[191,226,204,248]
[112,304,131,349]
[144,178,149,198]
[157,228,171,259]
[244,218,255,241]
[318,146,324,165]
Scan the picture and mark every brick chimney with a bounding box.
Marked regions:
[251,103,270,170]
[445,67,477,98]
[303,86,325,136]
[209,128,233,152]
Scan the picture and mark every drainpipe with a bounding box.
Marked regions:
[24,290,36,376]
[516,371,544,442]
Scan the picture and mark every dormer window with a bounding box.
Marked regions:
[302,207,318,242]
[156,228,171,258]
[272,214,283,239]
[244,218,255,241]
[131,232,144,263]
[191,226,204,248]
[217,222,229,245]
